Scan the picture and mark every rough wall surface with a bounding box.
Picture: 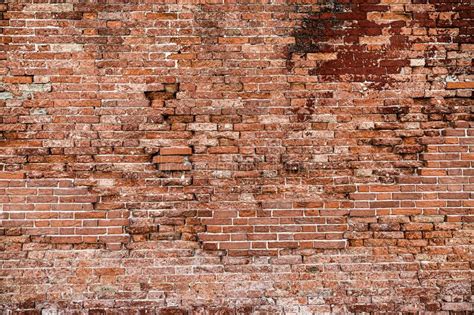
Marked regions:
[0,0,473,313]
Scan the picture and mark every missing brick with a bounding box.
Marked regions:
[292,98,316,123]
[144,83,180,107]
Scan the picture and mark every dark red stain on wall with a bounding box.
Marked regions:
[290,0,472,87]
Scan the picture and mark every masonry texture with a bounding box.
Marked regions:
[0,0,473,313]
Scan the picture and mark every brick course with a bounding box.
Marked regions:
[0,0,473,313]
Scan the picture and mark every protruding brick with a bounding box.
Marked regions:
[446,82,474,89]
[159,147,192,155]
[159,163,192,171]
[153,155,185,163]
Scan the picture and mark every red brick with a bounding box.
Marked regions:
[208,146,239,154]
[218,37,248,44]
[146,12,178,20]
[313,241,346,249]
[159,147,192,155]
[0,172,25,179]
[152,155,185,163]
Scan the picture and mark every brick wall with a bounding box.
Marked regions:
[0,0,473,313]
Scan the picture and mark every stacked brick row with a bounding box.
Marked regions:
[152,147,193,171]
[0,0,472,313]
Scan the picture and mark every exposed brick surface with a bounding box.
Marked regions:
[0,0,473,313]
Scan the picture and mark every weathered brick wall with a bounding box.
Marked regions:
[0,0,473,313]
